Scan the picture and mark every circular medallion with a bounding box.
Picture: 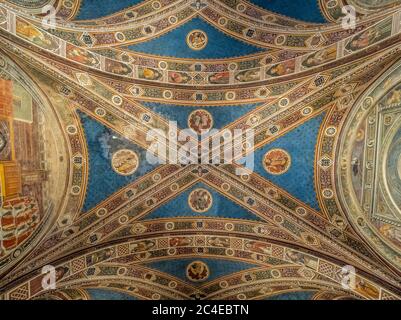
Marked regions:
[111,149,139,176]
[236,3,246,12]
[271,269,281,278]
[228,63,238,71]
[96,208,108,217]
[188,109,213,134]
[71,185,81,195]
[152,0,161,9]
[186,30,208,51]
[186,261,210,282]
[66,125,77,135]
[112,95,123,106]
[296,207,307,216]
[322,188,334,198]
[118,215,129,225]
[275,35,286,46]
[152,173,161,182]
[115,32,126,42]
[279,97,290,108]
[162,90,173,99]
[158,60,168,70]
[63,0,74,8]
[188,188,213,212]
[325,126,337,137]
[327,0,338,8]
[218,17,227,26]
[170,183,179,191]
[302,107,313,116]
[225,91,236,100]
[95,107,106,117]
[168,15,178,24]
[263,149,291,175]
[152,293,161,300]
[222,183,230,191]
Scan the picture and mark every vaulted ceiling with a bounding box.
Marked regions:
[1,0,401,300]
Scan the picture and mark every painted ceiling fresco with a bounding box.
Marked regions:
[1,0,401,300]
